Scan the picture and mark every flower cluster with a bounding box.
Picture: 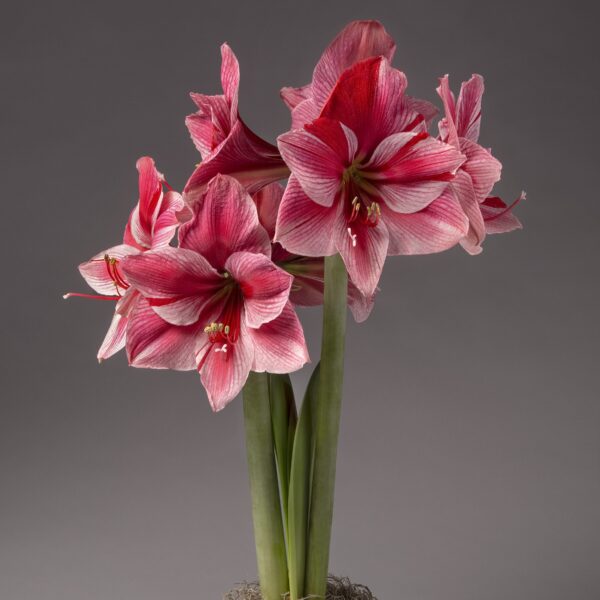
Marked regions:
[67,20,522,410]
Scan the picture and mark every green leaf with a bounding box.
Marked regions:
[287,363,320,600]
[269,373,297,525]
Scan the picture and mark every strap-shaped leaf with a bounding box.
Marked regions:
[287,363,320,600]
[269,373,297,525]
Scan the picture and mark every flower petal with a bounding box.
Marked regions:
[180,174,271,270]
[151,190,185,249]
[312,20,396,109]
[383,187,468,255]
[123,157,164,249]
[126,298,200,371]
[406,96,439,126]
[253,182,284,239]
[220,43,240,121]
[436,74,459,147]
[336,217,389,298]
[78,244,140,296]
[97,312,128,362]
[197,325,254,412]
[481,193,524,234]
[450,171,486,255]
[121,247,224,326]
[249,302,309,374]
[456,74,484,142]
[274,175,339,257]
[278,119,356,207]
[348,284,376,323]
[276,252,325,307]
[365,132,465,213]
[185,111,226,159]
[290,97,320,130]
[183,120,289,205]
[320,57,408,155]
[460,138,502,201]
[281,83,312,110]
[226,252,292,328]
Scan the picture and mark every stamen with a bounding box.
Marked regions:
[362,201,381,227]
[103,254,130,296]
[347,227,357,248]
[63,292,120,301]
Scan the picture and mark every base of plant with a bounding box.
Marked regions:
[223,575,377,600]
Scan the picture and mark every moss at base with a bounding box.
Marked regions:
[224,575,376,600]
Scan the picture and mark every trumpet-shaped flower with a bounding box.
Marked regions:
[276,57,468,297]
[437,75,522,254]
[64,157,182,360]
[184,45,289,206]
[121,175,309,411]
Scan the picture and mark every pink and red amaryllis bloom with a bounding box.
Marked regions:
[437,74,523,254]
[64,157,183,361]
[184,44,289,206]
[276,56,468,297]
[120,175,309,411]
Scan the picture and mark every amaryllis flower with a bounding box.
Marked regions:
[281,20,437,131]
[121,175,309,411]
[437,75,523,254]
[184,44,289,206]
[64,157,182,361]
[253,182,375,322]
[276,57,468,297]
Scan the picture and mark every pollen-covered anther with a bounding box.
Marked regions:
[204,322,234,344]
[364,201,381,226]
[349,196,360,222]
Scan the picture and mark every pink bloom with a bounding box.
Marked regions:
[276,57,468,297]
[281,20,437,130]
[437,75,523,254]
[64,157,183,361]
[184,44,289,206]
[121,175,309,411]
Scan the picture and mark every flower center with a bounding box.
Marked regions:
[196,286,244,371]
[342,164,381,230]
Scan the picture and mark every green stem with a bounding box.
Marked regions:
[243,372,289,600]
[305,254,348,598]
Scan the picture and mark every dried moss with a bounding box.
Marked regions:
[223,575,376,600]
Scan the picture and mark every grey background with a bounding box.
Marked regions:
[2,1,599,599]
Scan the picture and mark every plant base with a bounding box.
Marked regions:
[224,575,376,600]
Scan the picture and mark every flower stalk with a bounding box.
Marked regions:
[305,254,348,597]
[243,372,289,600]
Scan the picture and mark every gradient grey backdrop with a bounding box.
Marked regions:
[2,1,599,598]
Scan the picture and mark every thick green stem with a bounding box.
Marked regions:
[305,254,348,598]
[243,372,289,600]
